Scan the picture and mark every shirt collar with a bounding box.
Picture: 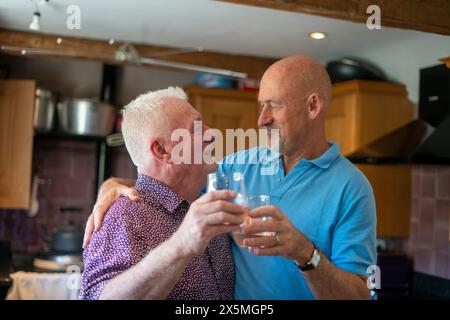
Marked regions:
[261,142,340,171]
[135,174,186,213]
[305,142,340,169]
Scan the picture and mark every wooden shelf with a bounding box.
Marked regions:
[440,56,450,68]
[326,80,414,157]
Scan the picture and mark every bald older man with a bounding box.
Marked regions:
[84,56,376,300]
[79,88,245,300]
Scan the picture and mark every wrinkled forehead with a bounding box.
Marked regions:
[258,70,304,103]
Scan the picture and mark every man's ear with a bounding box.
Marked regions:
[306,93,323,120]
[149,139,172,164]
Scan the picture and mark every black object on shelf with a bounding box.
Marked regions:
[326,58,387,83]
[100,64,117,104]
[413,64,450,163]
[96,64,117,193]
[34,131,106,142]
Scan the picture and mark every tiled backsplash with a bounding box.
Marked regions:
[408,165,450,280]
[0,139,136,253]
[110,146,137,180]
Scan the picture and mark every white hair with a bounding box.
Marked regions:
[121,86,188,167]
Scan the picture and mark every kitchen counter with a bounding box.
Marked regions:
[2,252,82,300]
[412,272,450,300]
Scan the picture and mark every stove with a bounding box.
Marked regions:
[32,252,83,273]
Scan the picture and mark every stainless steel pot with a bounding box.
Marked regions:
[57,98,116,137]
[34,88,56,132]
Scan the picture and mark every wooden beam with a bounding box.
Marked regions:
[219,0,450,36]
[0,28,276,78]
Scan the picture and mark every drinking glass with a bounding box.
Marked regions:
[232,194,273,248]
[206,172,229,192]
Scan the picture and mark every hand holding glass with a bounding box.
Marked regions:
[232,194,273,248]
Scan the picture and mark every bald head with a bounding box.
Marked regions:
[261,55,332,106]
[257,55,332,158]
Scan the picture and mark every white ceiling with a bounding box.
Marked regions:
[0,0,447,60]
[1,0,449,102]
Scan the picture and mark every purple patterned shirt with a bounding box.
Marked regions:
[79,174,235,300]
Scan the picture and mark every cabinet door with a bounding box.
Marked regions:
[0,80,35,209]
[188,88,258,159]
[325,94,358,155]
[326,80,414,157]
[356,164,411,237]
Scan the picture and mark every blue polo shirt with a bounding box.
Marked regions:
[218,142,377,299]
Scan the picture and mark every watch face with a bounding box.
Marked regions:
[297,249,320,271]
[311,249,321,267]
[293,245,321,272]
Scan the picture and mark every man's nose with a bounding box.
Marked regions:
[257,106,273,127]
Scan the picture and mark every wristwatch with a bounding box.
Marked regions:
[294,243,321,272]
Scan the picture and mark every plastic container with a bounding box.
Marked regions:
[195,73,237,89]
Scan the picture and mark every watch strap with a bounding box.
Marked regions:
[294,243,321,272]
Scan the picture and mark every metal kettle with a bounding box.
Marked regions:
[41,222,84,254]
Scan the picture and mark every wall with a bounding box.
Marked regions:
[110,146,136,180]
[0,142,142,253]
[115,64,197,105]
[0,139,97,252]
[0,55,103,98]
[408,165,450,280]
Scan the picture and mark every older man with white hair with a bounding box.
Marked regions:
[79,87,245,300]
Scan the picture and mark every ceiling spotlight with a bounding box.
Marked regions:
[309,32,327,40]
[29,11,41,31]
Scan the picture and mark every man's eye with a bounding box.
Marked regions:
[270,104,282,110]
[259,103,282,111]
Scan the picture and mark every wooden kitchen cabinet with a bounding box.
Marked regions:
[441,56,450,68]
[356,164,411,237]
[0,80,36,209]
[326,80,414,157]
[186,86,258,159]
